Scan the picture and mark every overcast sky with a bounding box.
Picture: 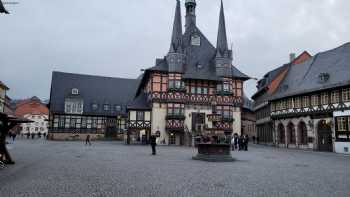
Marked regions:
[0,0,349,100]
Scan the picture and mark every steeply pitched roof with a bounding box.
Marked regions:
[50,71,139,116]
[141,0,249,83]
[271,42,350,100]
[127,92,151,110]
[252,51,312,99]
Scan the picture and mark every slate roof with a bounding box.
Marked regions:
[127,92,151,110]
[251,64,289,99]
[143,0,249,82]
[49,71,139,116]
[271,42,350,100]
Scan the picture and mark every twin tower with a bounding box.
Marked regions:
[166,0,233,77]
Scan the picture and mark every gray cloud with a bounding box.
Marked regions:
[0,0,349,100]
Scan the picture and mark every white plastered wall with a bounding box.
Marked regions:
[151,103,167,144]
[232,107,241,135]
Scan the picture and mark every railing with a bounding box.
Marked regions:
[166,120,184,131]
[148,92,243,106]
[127,120,151,129]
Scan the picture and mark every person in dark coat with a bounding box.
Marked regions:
[85,135,91,146]
[150,135,157,155]
[238,135,244,151]
[244,135,249,151]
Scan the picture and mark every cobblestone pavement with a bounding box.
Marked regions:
[1,139,350,197]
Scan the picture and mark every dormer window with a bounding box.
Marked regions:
[318,73,330,83]
[191,34,201,46]
[72,88,79,95]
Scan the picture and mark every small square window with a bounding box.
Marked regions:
[72,88,79,95]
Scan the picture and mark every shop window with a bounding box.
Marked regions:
[337,117,347,131]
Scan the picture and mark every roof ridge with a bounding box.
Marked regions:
[53,71,137,81]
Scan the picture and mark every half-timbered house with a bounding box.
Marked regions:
[270,43,350,154]
[252,52,311,145]
[48,72,139,140]
[127,0,249,146]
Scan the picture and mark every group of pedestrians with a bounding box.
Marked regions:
[231,133,249,151]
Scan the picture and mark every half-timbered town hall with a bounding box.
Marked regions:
[48,0,249,145]
[127,0,249,145]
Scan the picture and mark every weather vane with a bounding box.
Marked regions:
[0,0,19,14]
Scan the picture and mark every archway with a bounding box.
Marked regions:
[317,120,332,152]
[298,121,308,145]
[287,122,296,144]
[278,123,285,144]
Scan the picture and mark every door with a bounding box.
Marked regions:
[317,120,333,152]
[191,113,205,134]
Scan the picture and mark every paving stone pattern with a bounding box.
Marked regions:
[1,139,350,197]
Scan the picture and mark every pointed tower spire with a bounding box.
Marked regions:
[216,0,228,55]
[185,0,196,29]
[0,0,10,14]
[170,0,183,53]
[167,0,185,73]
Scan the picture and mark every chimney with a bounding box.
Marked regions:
[289,53,296,62]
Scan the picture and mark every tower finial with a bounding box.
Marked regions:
[169,0,183,53]
[216,0,228,55]
[185,0,196,29]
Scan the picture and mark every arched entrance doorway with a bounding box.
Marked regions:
[287,122,296,145]
[278,123,285,144]
[317,120,332,152]
[297,121,308,145]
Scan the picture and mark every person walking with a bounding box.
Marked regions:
[231,136,235,151]
[12,133,16,142]
[238,135,243,151]
[244,135,249,151]
[85,135,91,146]
[150,135,157,155]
